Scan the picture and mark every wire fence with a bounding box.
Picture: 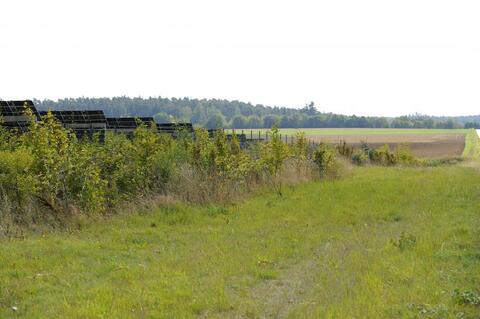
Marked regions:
[229,129,320,149]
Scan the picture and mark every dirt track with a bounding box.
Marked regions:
[310,134,465,158]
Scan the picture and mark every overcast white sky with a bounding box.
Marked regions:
[1,0,479,116]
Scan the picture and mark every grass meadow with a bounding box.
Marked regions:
[1,165,479,318]
[463,129,480,159]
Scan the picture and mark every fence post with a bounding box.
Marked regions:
[251,130,253,140]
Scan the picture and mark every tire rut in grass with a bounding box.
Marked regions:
[231,224,401,318]
[247,241,351,318]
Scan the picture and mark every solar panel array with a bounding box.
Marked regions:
[158,123,194,138]
[1,100,202,142]
[40,110,107,141]
[106,117,156,138]
[0,100,39,132]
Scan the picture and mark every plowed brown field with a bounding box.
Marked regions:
[311,134,465,158]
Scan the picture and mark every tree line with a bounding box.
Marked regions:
[34,97,478,129]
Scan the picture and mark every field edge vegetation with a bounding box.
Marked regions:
[1,116,428,237]
[462,129,480,159]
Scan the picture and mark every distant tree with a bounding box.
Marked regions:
[445,119,456,129]
[205,114,225,129]
[373,118,389,128]
[345,116,358,128]
[247,116,262,128]
[288,114,303,128]
[191,106,208,124]
[465,122,480,129]
[305,115,325,128]
[391,117,412,128]
[301,101,318,116]
[424,118,434,129]
[33,96,465,129]
[357,116,369,128]
[263,115,279,128]
[232,115,247,129]
[153,112,173,123]
[328,114,345,127]
[280,116,290,128]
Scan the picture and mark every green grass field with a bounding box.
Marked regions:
[1,165,479,318]
[463,129,480,159]
[230,128,469,136]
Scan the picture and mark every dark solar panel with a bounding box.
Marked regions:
[106,117,137,129]
[0,100,39,119]
[137,117,155,126]
[40,110,107,141]
[106,117,157,139]
[2,101,196,141]
[0,100,40,132]
[157,122,193,130]
[106,117,155,128]
[40,110,106,124]
[158,123,193,133]
[158,123,194,139]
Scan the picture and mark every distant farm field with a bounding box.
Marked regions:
[234,128,468,158]
[234,128,468,136]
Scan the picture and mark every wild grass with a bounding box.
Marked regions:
[462,129,480,159]
[1,165,478,318]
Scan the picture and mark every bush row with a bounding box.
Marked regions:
[0,113,420,232]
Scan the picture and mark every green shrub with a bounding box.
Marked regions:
[261,126,290,195]
[394,144,419,165]
[312,143,339,178]
[0,148,37,207]
[350,143,420,167]
[336,140,354,159]
[62,141,107,213]
[292,131,310,175]
[96,132,133,202]
[352,149,369,165]
[22,111,72,210]
[371,144,397,166]
[261,126,290,178]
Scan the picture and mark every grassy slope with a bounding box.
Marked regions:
[1,166,479,318]
[462,129,480,159]
[231,128,468,136]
